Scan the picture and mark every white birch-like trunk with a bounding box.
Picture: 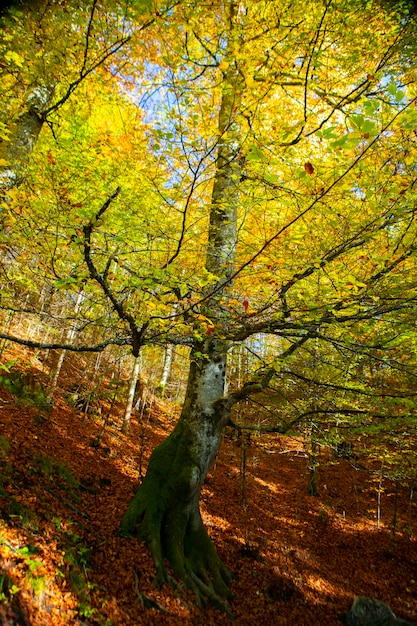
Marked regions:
[159,343,174,393]
[159,302,179,393]
[121,354,141,434]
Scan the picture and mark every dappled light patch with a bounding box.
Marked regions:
[201,509,233,532]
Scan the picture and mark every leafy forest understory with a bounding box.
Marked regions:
[1,341,416,626]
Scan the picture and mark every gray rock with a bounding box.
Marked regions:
[340,596,417,626]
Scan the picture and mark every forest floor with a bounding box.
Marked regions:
[0,351,417,626]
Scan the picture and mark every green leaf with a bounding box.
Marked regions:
[387,81,397,96]
[322,126,338,139]
[247,145,265,162]
[264,172,279,184]
[350,114,364,130]
[330,133,361,150]
[362,119,377,135]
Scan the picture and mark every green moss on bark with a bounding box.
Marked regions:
[121,366,235,613]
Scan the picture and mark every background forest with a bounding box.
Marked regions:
[1,0,417,623]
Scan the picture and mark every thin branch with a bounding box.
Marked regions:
[230,98,417,285]
[191,30,220,66]
[282,369,417,398]
[299,1,331,144]
[43,37,131,118]
[311,330,417,379]
[42,0,180,119]
[180,96,417,319]
[278,223,417,313]
[229,407,393,435]
[81,0,98,76]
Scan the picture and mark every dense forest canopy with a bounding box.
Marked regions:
[1,0,417,614]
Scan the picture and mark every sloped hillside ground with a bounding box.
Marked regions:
[0,352,416,626]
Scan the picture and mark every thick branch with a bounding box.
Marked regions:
[0,332,131,352]
[81,188,148,356]
[228,289,417,343]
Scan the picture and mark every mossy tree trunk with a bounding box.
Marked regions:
[121,340,235,610]
[121,1,244,610]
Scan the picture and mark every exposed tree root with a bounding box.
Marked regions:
[133,568,172,614]
[122,461,236,617]
[143,506,234,616]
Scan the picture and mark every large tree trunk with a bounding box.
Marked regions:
[121,340,235,610]
[0,0,52,194]
[0,84,54,194]
[122,0,244,611]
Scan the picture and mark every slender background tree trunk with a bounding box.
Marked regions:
[122,354,141,434]
[48,288,83,401]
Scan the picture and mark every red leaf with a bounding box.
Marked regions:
[47,150,56,166]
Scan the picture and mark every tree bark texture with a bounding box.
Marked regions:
[121,341,235,610]
[0,84,54,194]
